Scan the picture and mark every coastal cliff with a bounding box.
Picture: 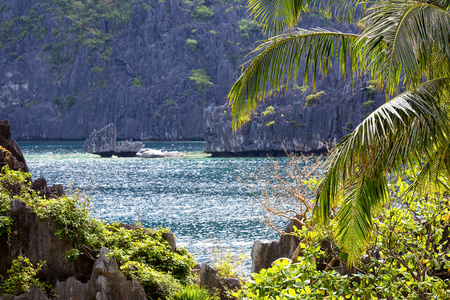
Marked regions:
[0,0,379,153]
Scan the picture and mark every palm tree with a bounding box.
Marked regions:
[228,0,450,264]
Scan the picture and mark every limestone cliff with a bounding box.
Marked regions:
[0,0,377,152]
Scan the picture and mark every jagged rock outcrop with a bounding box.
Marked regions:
[0,120,28,172]
[84,124,117,156]
[205,80,385,155]
[0,0,374,151]
[84,124,143,157]
[196,263,241,300]
[251,219,301,273]
[0,248,146,300]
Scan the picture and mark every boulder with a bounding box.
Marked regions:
[84,124,117,157]
[136,148,183,158]
[251,219,301,273]
[55,248,146,300]
[197,263,241,300]
[0,120,28,172]
[84,124,144,157]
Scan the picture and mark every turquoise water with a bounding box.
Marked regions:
[19,141,287,271]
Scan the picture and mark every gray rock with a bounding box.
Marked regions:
[251,219,301,273]
[0,286,49,300]
[115,140,144,153]
[84,124,117,156]
[198,263,241,300]
[55,248,146,300]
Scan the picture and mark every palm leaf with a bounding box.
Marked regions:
[314,78,450,264]
[228,29,360,131]
[357,0,450,94]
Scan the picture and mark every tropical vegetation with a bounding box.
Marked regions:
[228,0,450,264]
[0,167,196,298]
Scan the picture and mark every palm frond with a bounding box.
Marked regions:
[314,78,450,264]
[247,0,305,35]
[228,29,360,131]
[358,1,450,95]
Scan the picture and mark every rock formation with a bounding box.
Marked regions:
[251,219,301,273]
[196,263,241,300]
[0,120,28,172]
[0,0,379,154]
[204,80,385,156]
[84,124,143,157]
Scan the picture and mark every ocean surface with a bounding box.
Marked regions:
[19,141,289,273]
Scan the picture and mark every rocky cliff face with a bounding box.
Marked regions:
[0,0,378,150]
[0,0,264,140]
[204,79,385,155]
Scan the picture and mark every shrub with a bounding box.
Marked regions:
[0,167,196,299]
[65,95,76,109]
[262,106,275,116]
[172,285,212,300]
[305,91,325,107]
[164,99,176,106]
[53,97,63,109]
[362,99,375,110]
[186,38,198,52]
[132,76,143,87]
[265,121,274,126]
[0,256,49,295]
[91,66,104,73]
[193,5,214,22]
[237,18,259,39]
[189,69,213,94]
[209,30,216,35]
[236,170,450,299]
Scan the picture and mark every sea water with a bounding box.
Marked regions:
[19,141,289,272]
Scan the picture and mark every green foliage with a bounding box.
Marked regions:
[262,106,274,116]
[346,120,353,127]
[172,285,212,300]
[366,84,376,99]
[186,38,198,52]
[230,54,240,64]
[209,30,217,35]
[65,95,77,109]
[132,76,144,87]
[211,249,247,278]
[0,256,49,295]
[0,168,196,299]
[237,18,259,40]
[305,91,325,107]
[25,101,38,107]
[189,69,213,94]
[91,66,104,73]
[290,120,305,127]
[265,121,274,126]
[193,5,214,22]
[164,99,176,106]
[53,97,63,109]
[237,180,450,299]
[362,99,375,110]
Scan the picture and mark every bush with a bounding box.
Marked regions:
[0,167,196,299]
[305,91,325,107]
[0,256,48,295]
[362,99,375,110]
[189,69,213,94]
[193,5,214,22]
[186,38,198,52]
[132,76,143,87]
[262,106,275,116]
[237,18,259,39]
[171,285,212,300]
[236,174,450,299]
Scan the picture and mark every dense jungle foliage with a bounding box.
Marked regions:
[0,167,197,299]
